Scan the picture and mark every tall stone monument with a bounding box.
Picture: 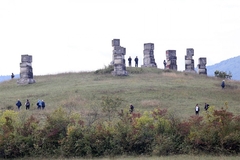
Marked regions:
[142,43,157,67]
[197,57,207,74]
[111,39,128,76]
[184,48,196,73]
[165,50,177,70]
[17,54,36,84]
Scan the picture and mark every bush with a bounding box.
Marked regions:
[94,65,114,74]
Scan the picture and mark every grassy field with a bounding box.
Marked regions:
[19,155,240,160]
[0,67,240,119]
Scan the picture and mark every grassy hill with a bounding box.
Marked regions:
[1,67,240,119]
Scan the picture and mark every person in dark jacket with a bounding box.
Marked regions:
[37,100,42,110]
[25,99,30,110]
[11,73,15,79]
[128,56,132,67]
[221,80,225,89]
[163,60,167,69]
[204,103,209,111]
[41,100,45,110]
[16,99,22,110]
[129,104,134,114]
[134,56,138,67]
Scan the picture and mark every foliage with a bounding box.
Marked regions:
[101,96,124,121]
[214,70,232,79]
[0,106,240,158]
[94,65,114,74]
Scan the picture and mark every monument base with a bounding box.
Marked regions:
[17,78,36,85]
[111,70,128,76]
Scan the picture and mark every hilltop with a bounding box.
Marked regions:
[0,67,240,119]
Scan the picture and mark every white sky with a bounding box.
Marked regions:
[0,0,240,75]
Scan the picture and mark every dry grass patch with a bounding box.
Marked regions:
[141,99,161,107]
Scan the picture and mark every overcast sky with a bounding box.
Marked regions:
[0,0,240,75]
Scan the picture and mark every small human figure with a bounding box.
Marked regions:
[134,56,138,67]
[195,104,200,115]
[221,80,225,89]
[41,100,45,110]
[25,99,30,110]
[11,73,15,79]
[204,103,209,111]
[16,99,22,110]
[36,100,42,110]
[129,104,134,114]
[128,56,132,67]
[163,60,167,69]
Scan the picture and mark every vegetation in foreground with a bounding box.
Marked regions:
[0,103,240,159]
[0,67,240,158]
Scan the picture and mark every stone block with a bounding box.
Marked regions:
[143,49,154,55]
[198,57,207,65]
[187,48,194,57]
[144,43,154,50]
[113,46,126,55]
[112,39,120,46]
[166,50,176,57]
[20,62,32,67]
[21,55,32,63]
[198,64,206,69]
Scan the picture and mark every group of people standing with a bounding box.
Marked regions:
[128,56,138,67]
[195,103,209,115]
[15,99,45,110]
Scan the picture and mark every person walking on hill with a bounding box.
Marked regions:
[37,100,42,110]
[25,99,30,110]
[195,104,200,115]
[134,56,138,67]
[16,99,22,110]
[204,103,209,111]
[11,73,15,79]
[41,100,45,110]
[163,60,167,69]
[128,56,132,67]
[129,104,134,114]
[221,80,225,89]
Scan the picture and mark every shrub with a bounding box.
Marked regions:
[94,65,114,74]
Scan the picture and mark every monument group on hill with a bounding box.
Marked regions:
[16,39,207,84]
[110,39,207,76]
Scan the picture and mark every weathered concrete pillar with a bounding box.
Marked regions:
[142,43,157,67]
[17,54,35,84]
[184,48,196,73]
[166,50,177,70]
[111,39,128,76]
[197,57,207,74]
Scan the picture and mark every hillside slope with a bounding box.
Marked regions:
[0,67,240,119]
[207,55,240,80]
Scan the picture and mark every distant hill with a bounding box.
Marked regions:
[0,74,20,83]
[206,56,240,81]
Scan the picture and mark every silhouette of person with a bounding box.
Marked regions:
[16,99,22,110]
[195,104,200,115]
[11,73,14,79]
[163,60,167,69]
[128,56,132,67]
[134,56,138,67]
[221,80,225,89]
[25,99,30,110]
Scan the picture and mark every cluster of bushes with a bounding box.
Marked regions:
[214,70,232,79]
[0,105,240,158]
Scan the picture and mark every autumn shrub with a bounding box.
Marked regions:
[35,107,70,156]
[152,108,185,155]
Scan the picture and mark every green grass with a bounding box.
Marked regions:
[1,67,240,119]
